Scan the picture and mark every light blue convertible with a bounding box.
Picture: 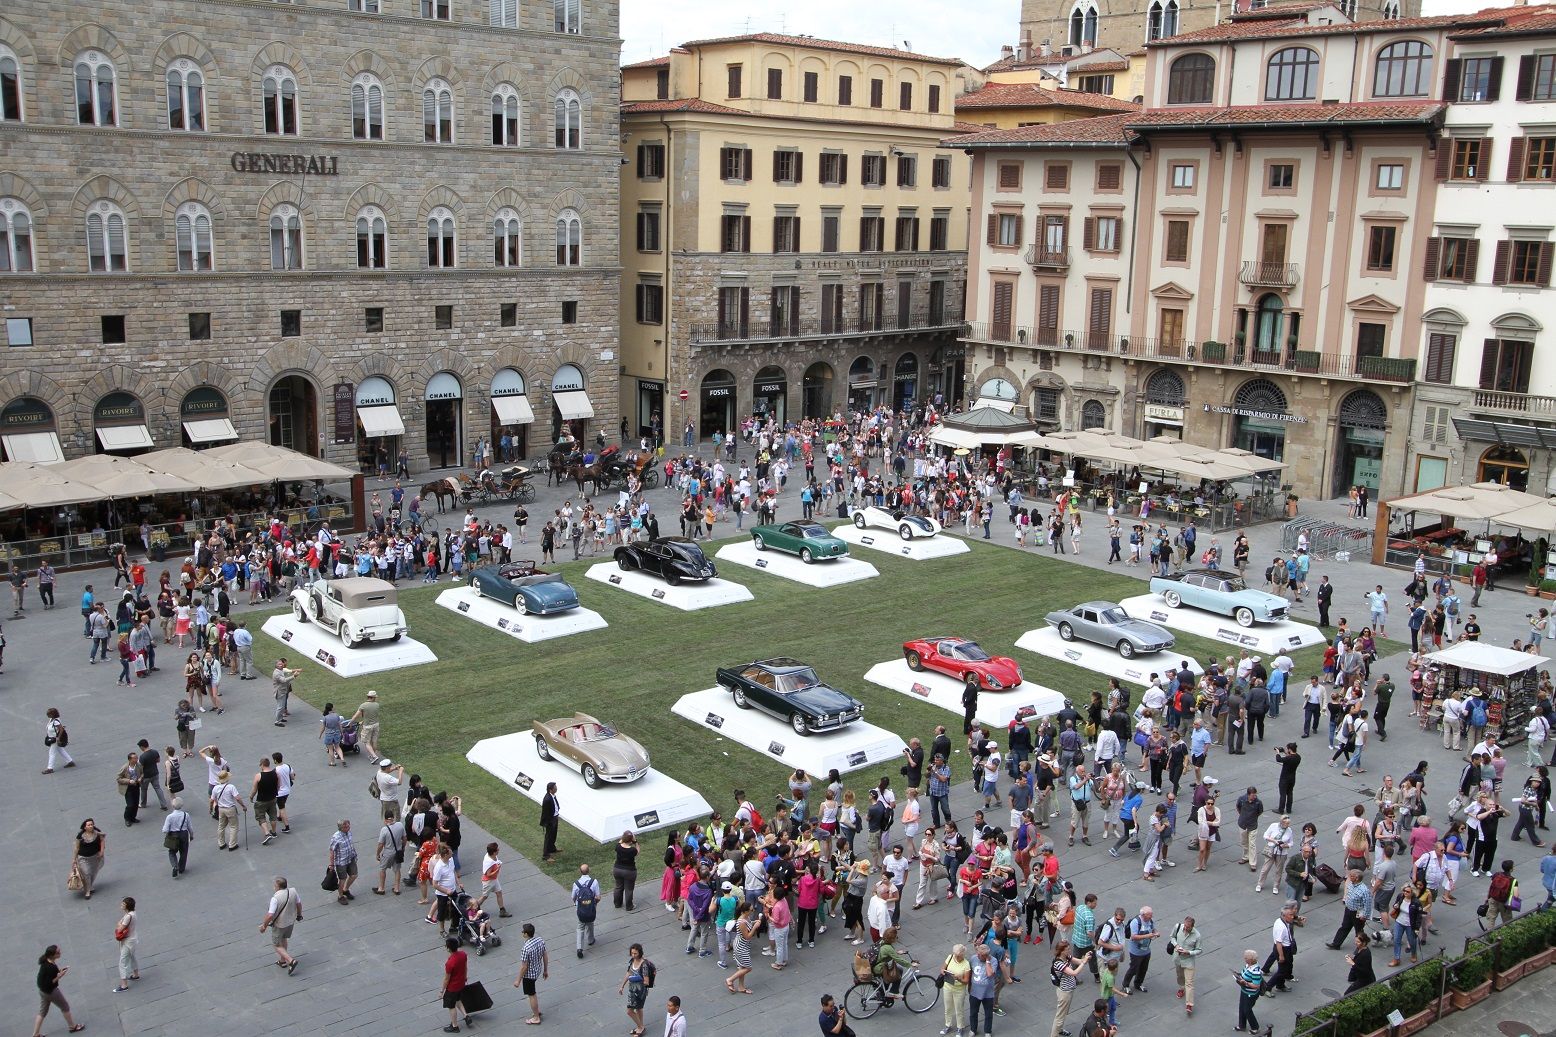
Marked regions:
[469,562,581,615]
[1150,568,1290,627]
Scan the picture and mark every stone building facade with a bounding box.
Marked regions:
[0,0,621,473]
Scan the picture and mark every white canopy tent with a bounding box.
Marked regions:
[1386,482,1549,524]
[1425,641,1549,676]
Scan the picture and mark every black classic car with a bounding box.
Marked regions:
[714,657,864,736]
[613,536,717,585]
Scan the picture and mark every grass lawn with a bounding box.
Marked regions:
[279,531,1333,881]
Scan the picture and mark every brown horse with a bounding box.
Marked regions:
[421,478,459,513]
[568,460,608,494]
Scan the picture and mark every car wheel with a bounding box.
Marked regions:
[582,765,601,789]
[753,534,766,551]
[469,576,482,597]
[1057,622,1074,641]
[665,571,681,586]
[535,736,553,761]
[800,547,814,564]
[853,512,866,528]
[339,622,358,648]
[617,553,637,572]
[390,633,402,643]
[514,595,528,616]
[292,600,307,623]
[905,649,923,671]
[1163,590,1182,608]
[1235,606,1255,628]
[791,713,811,737]
[899,525,913,541]
[1117,640,1136,659]
[732,687,751,709]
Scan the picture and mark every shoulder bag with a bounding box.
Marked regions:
[936,954,954,989]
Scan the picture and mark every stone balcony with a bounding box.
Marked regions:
[1470,389,1556,417]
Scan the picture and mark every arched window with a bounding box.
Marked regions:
[555,209,580,266]
[85,199,127,272]
[1266,47,1320,101]
[1069,8,1086,47]
[352,73,384,140]
[1374,40,1433,98]
[1381,0,1400,18]
[1254,292,1284,353]
[1145,369,1186,405]
[426,206,456,268]
[262,65,299,135]
[74,51,117,126]
[422,78,453,143]
[269,204,303,270]
[1167,53,1215,104]
[491,84,520,146]
[356,205,387,269]
[1147,3,1165,42]
[166,59,205,131]
[1234,377,1289,414]
[1163,0,1179,38]
[0,197,34,273]
[174,201,213,272]
[1084,8,1098,45]
[493,208,522,267]
[553,88,581,149]
[0,46,22,122]
[1081,399,1106,430]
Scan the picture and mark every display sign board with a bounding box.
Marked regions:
[332,383,356,444]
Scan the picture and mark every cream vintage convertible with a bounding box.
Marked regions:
[532,713,650,788]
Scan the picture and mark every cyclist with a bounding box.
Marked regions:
[873,926,915,1001]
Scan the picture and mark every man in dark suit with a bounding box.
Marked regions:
[1315,576,1333,627]
[540,782,560,861]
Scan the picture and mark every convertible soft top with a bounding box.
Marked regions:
[319,577,398,609]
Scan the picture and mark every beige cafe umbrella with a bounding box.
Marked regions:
[1485,495,1556,534]
[54,454,197,498]
[136,447,268,491]
[204,442,356,482]
[0,464,103,508]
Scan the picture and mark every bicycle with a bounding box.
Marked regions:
[845,960,940,1019]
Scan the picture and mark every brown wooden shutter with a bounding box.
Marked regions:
[1487,57,1505,102]
[1087,287,1112,345]
[793,152,803,183]
[773,151,783,182]
[992,281,1014,340]
[1097,163,1120,190]
[1492,240,1512,285]
[772,216,782,250]
[1116,217,1125,250]
[792,218,801,251]
[1038,284,1059,343]
[1441,59,1462,101]
[911,219,919,252]
[1538,242,1554,287]
[1479,339,1500,389]
[742,148,753,181]
[1507,137,1526,182]
[1464,238,1480,282]
[1516,55,1535,102]
[1015,215,1025,246]
[1475,140,1491,181]
[1422,237,1441,281]
[839,155,848,184]
[1434,144,1452,181]
[986,214,999,246]
[1083,217,1096,252]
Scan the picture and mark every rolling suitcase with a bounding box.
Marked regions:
[1314,862,1343,894]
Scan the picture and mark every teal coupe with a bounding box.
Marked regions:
[750,521,849,564]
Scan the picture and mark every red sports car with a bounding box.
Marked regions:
[902,636,1024,690]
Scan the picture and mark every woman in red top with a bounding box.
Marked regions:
[441,936,469,1033]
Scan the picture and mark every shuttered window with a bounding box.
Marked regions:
[1423,333,1456,384]
[991,281,1014,341]
[1037,284,1060,346]
[1086,286,1113,348]
[1096,163,1121,191]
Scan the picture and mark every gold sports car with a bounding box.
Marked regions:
[532,713,650,787]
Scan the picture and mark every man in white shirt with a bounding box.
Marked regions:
[1441,693,1466,751]
[1272,651,1294,681]
[375,759,404,821]
[431,845,460,937]
[209,768,247,851]
[233,621,255,679]
[1302,678,1326,739]
[260,876,302,973]
[663,996,687,1037]
[1256,816,1295,892]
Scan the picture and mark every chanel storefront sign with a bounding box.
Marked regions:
[231,152,340,175]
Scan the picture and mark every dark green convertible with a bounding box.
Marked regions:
[750,521,849,564]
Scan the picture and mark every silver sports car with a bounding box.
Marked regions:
[1044,601,1175,658]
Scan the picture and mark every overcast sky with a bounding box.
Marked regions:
[620,0,1516,69]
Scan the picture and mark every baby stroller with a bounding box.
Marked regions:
[340,719,361,755]
[450,889,503,955]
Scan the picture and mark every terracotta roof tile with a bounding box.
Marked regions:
[1230,1,1335,21]
[946,112,1139,147]
[621,98,748,116]
[956,82,1141,112]
[1127,100,1444,129]
[1071,58,1130,72]
[678,32,961,66]
[622,55,670,70]
[1150,10,1506,46]
[1451,5,1556,38]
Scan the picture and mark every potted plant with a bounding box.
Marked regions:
[1393,959,1447,1034]
[1286,492,1300,518]
[1450,939,1495,1009]
[1201,340,1226,363]
[1539,578,1556,601]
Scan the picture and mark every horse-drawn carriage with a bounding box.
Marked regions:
[544,444,660,493]
[420,465,534,513]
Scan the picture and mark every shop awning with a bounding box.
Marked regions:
[1426,641,1549,677]
[1451,417,1556,449]
[2,432,64,465]
[183,418,239,444]
[96,425,154,452]
[554,391,594,421]
[357,405,406,438]
[492,395,536,425]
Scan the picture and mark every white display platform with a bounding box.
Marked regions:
[434,586,608,643]
[1015,626,1203,686]
[584,562,753,611]
[862,659,1069,727]
[1117,594,1328,655]
[671,687,906,775]
[466,732,710,842]
[715,541,880,587]
[833,523,972,561]
[260,615,438,677]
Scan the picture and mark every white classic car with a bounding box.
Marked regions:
[851,505,943,540]
[290,577,407,648]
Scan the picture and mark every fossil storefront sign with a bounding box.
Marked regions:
[230,152,340,175]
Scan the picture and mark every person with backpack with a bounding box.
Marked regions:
[571,864,601,959]
[42,707,74,774]
[618,942,654,1037]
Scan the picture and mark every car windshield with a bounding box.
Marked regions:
[1219,576,1247,592]
[667,542,704,561]
[773,668,820,693]
[952,641,991,661]
[1098,608,1129,624]
[798,524,829,538]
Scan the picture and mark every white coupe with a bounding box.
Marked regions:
[851,506,943,541]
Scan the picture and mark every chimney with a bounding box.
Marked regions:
[1001,44,1015,59]
[1019,30,1034,60]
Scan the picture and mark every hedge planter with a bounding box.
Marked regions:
[1492,961,1526,990]
[1449,979,1492,1010]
